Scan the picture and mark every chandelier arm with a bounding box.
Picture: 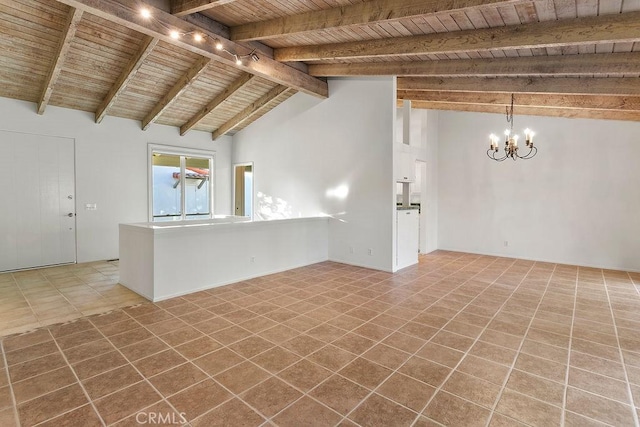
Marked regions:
[515,145,537,159]
[521,146,537,159]
[491,150,508,162]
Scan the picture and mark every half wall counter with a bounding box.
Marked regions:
[119,216,329,301]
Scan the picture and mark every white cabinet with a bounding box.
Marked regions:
[395,151,415,182]
[396,208,419,269]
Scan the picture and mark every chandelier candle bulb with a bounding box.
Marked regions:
[490,134,498,150]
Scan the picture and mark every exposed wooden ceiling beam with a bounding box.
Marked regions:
[276,11,640,62]
[212,86,290,140]
[398,91,640,112]
[95,35,158,124]
[308,52,640,77]
[54,0,328,98]
[404,100,640,122]
[171,0,238,17]
[37,7,83,115]
[230,0,526,42]
[181,73,255,136]
[397,77,640,96]
[143,57,211,130]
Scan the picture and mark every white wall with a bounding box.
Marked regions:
[233,77,396,271]
[423,110,439,253]
[0,98,232,263]
[438,110,640,272]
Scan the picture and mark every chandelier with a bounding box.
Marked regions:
[487,94,537,161]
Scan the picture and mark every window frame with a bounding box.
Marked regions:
[148,144,215,222]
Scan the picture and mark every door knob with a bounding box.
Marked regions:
[67,213,74,217]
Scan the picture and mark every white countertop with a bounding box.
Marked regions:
[120,216,329,234]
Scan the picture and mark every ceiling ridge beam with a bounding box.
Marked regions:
[275,11,640,62]
[95,35,158,124]
[180,72,255,136]
[171,0,239,17]
[398,90,640,111]
[37,7,84,115]
[143,57,211,130]
[308,52,640,77]
[230,0,526,42]
[212,85,290,140]
[54,0,328,98]
[397,77,640,96]
[404,100,640,121]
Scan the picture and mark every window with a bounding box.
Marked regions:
[149,145,214,222]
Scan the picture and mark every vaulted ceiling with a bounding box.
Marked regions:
[1,0,639,140]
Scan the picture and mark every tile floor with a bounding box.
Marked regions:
[0,261,147,337]
[1,251,640,426]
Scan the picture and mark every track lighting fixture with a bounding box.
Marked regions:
[138,6,260,66]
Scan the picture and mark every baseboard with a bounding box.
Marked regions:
[152,256,330,302]
[437,246,640,274]
[327,257,394,273]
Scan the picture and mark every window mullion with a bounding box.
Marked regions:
[180,156,186,220]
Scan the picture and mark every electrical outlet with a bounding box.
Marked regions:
[368,248,373,256]
[504,241,509,247]
[250,256,255,263]
[349,246,354,254]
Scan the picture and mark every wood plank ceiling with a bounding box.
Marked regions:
[1,0,640,140]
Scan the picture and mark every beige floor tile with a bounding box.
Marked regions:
[568,367,631,403]
[424,391,490,427]
[565,386,636,426]
[505,369,565,407]
[309,375,369,416]
[349,393,417,427]
[442,370,502,408]
[495,387,562,426]
[192,398,265,427]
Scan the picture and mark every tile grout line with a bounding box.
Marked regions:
[5,254,637,427]
[627,270,640,416]
[600,269,640,427]
[343,255,506,426]
[406,257,530,426]
[225,252,480,426]
[0,340,21,427]
[206,252,477,426]
[560,263,579,427]
[1,263,137,337]
[6,272,45,335]
[334,255,516,426]
[84,312,201,427]
[314,254,495,426]
[41,329,107,427]
[80,260,600,427]
[484,262,559,427]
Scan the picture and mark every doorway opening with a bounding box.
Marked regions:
[234,163,253,218]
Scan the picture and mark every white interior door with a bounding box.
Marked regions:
[0,131,76,272]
